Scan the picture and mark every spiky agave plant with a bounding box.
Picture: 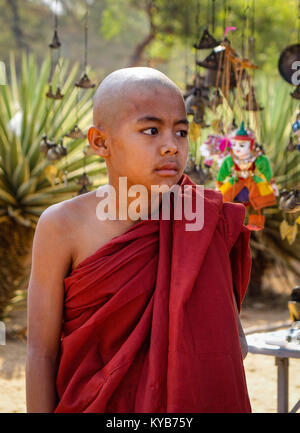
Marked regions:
[0,52,107,318]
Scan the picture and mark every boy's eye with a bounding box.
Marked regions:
[142,127,159,135]
[142,128,188,137]
[177,130,188,138]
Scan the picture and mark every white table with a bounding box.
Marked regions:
[246,330,300,413]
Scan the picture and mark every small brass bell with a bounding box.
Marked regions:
[75,72,95,89]
[65,125,86,139]
[193,28,218,50]
[49,30,61,49]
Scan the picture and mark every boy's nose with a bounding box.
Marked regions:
[160,139,178,156]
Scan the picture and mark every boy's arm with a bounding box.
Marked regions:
[26,204,73,413]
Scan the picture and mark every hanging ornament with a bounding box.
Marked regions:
[75,1,95,90]
[194,28,218,50]
[65,124,86,140]
[76,149,93,195]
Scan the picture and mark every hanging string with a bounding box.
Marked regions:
[83,0,89,73]
[206,0,210,31]
[250,0,256,62]
[184,2,189,88]
[194,0,201,75]
[212,0,216,34]
[223,0,228,33]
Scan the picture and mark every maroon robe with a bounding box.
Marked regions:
[54,174,252,413]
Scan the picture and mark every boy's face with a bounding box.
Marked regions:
[91,84,189,191]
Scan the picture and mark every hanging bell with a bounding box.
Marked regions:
[65,124,86,139]
[77,172,92,187]
[75,72,95,89]
[197,50,221,70]
[193,28,218,50]
[54,87,64,100]
[57,140,67,157]
[46,85,56,99]
[291,84,300,100]
[287,135,296,152]
[49,29,61,49]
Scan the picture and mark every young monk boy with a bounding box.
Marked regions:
[26,67,252,413]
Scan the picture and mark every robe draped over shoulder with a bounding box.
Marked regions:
[54,174,252,413]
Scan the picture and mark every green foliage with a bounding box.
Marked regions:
[0,51,107,318]
[0,52,106,228]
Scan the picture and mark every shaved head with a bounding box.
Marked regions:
[93,67,183,130]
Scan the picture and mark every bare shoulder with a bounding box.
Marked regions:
[38,190,97,235]
[31,192,90,270]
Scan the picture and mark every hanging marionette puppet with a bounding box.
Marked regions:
[216,121,279,230]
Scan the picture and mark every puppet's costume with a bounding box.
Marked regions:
[54,174,252,413]
[216,122,277,230]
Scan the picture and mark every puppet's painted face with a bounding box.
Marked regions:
[231,139,251,159]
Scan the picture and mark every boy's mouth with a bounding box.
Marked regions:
[155,162,179,177]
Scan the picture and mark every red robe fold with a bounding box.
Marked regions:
[54,174,252,413]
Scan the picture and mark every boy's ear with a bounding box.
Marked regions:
[87,126,110,157]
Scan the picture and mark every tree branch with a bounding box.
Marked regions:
[128,0,157,67]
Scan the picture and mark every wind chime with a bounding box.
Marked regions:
[197,1,238,181]
[40,0,95,195]
[184,0,220,184]
[40,0,68,187]
[277,0,300,243]
[72,0,95,195]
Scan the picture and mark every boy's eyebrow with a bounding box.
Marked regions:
[136,116,189,126]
